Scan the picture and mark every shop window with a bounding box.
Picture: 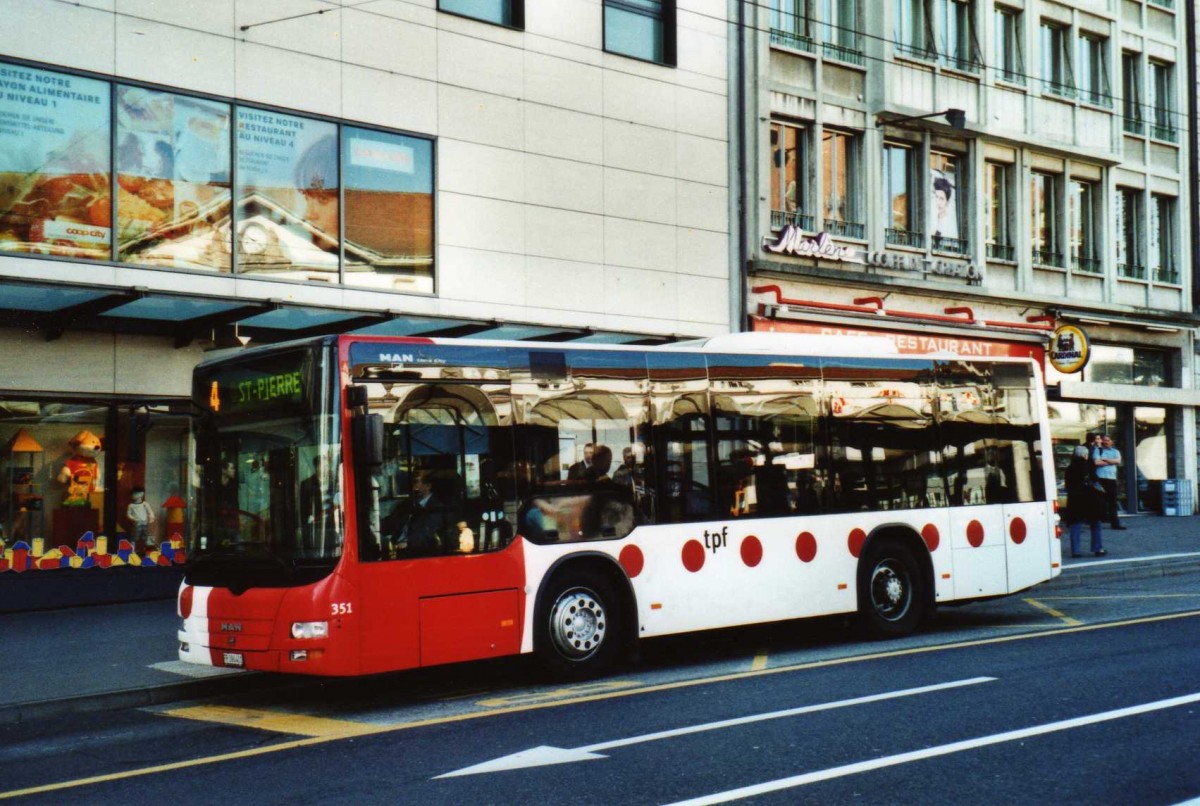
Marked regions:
[929,151,965,253]
[1082,345,1169,387]
[884,143,920,247]
[604,0,676,66]
[1069,178,1100,274]
[1030,170,1061,267]
[0,401,190,574]
[770,121,810,230]
[0,64,111,261]
[342,127,434,293]
[994,5,1024,84]
[438,0,524,28]
[822,128,862,238]
[116,86,232,271]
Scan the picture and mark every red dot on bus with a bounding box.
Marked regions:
[795,531,817,563]
[619,545,645,578]
[921,524,940,552]
[1010,518,1027,544]
[741,535,762,567]
[681,539,705,573]
[967,520,985,547]
[179,585,193,619]
[847,528,867,558]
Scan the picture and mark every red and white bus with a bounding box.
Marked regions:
[178,332,1060,678]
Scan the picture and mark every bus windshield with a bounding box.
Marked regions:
[188,344,343,588]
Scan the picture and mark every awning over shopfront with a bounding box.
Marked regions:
[0,278,679,347]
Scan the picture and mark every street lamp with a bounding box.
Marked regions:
[880,108,967,129]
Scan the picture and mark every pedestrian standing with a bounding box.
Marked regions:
[1065,446,1106,557]
[1094,433,1126,530]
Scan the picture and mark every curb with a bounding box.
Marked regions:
[1046,557,1200,589]
[0,670,284,726]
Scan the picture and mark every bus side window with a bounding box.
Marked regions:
[648,351,716,524]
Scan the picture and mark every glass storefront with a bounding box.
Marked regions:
[0,399,190,574]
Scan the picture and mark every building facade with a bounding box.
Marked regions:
[0,0,733,607]
[741,0,1197,516]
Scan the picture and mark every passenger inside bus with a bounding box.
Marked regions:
[384,470,467,557]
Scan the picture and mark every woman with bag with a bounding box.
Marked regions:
[1065,445,1106,558]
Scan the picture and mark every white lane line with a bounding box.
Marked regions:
[435,677,995,778]
[665,691,1200,805]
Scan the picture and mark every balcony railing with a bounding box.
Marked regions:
[823,40,864,66]
[941,51,979,73]
[1072,255,1103,274]
[1033,249,1064,267]
[1151,124,1178,143]
[932,235,968,255]
[823,218,865,239]
[1118,262,1146,280]
[1078,89,1114,109]
[1148,0,1174,9]
[986,242,1015,261]
[894,41,932,61]
[885,228,924,248]
[1155,265,1180,284]
[770,28,816,54]
[998,68,1026,86]
[1042,80,1076,100]
[1124,117,1145,136]
[770,210,815,231]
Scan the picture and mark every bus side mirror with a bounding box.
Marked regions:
[352,414,384,467]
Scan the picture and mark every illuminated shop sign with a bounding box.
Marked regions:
[763,226,983,284]
[1047,325,1090,374]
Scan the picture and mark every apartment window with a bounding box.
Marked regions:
[438,0,523,27]
[1115,187,1144,279]
[929,151,965,253]
[1040,21,1073,98]
[1149,194,1177,283]
[894,0,928,58]
[770,0,815,52]
[884,143,920,247]
[1076,34,1110,107]
[822,129,862,238]
[1031,170,1061,266]
[985,162,1013,260]
[1069,179,1101,273]
[994,5,1024,84]
[935,0,976,71]
[770,121,811,230]
[1148,61,1176,142]
[821,0,863,65]
[1122,52,1143,135]
[604,0,676,65]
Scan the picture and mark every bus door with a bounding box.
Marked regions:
[937,362,1010,599]
[991,363,1053,592]
[349,342,523,672]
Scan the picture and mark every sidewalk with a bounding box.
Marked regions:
[2,513,1198,725]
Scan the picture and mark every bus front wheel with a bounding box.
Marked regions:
[857,538,926,638]
[536,571,624,680]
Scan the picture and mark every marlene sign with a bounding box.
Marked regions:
[764,227,983,283]
[1048,325,1089,374]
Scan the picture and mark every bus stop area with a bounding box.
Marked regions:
[2,513,1200,726]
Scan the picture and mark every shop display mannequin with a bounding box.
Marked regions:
[126,486,156,549]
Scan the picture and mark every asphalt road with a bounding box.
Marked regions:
[3,572,1200,805]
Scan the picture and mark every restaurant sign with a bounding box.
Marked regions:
[764,226,983,284]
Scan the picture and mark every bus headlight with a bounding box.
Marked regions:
[291,621,329,639]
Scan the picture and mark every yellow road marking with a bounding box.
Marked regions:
[478,679,641,708]
[1023,597,1082,627]
[751,651,769,672]
[5,608,1200,801]
[162,705,377,737]
[1037,594,1200,601]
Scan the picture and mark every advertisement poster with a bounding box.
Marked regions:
[929,155,959,240]
[0,64,110,257]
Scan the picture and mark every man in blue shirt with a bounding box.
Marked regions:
[1093,434,1125,530]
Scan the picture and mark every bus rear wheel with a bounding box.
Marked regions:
[857,538,926,638]
[536,571,624,680]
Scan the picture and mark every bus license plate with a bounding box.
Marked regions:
[223,652,244,667]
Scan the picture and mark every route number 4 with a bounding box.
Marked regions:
[331,602,353,615]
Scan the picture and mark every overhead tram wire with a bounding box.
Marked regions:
[44,0,1189,137]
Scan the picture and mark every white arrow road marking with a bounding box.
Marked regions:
[665,690,1200,805]
[435,676,996,779]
